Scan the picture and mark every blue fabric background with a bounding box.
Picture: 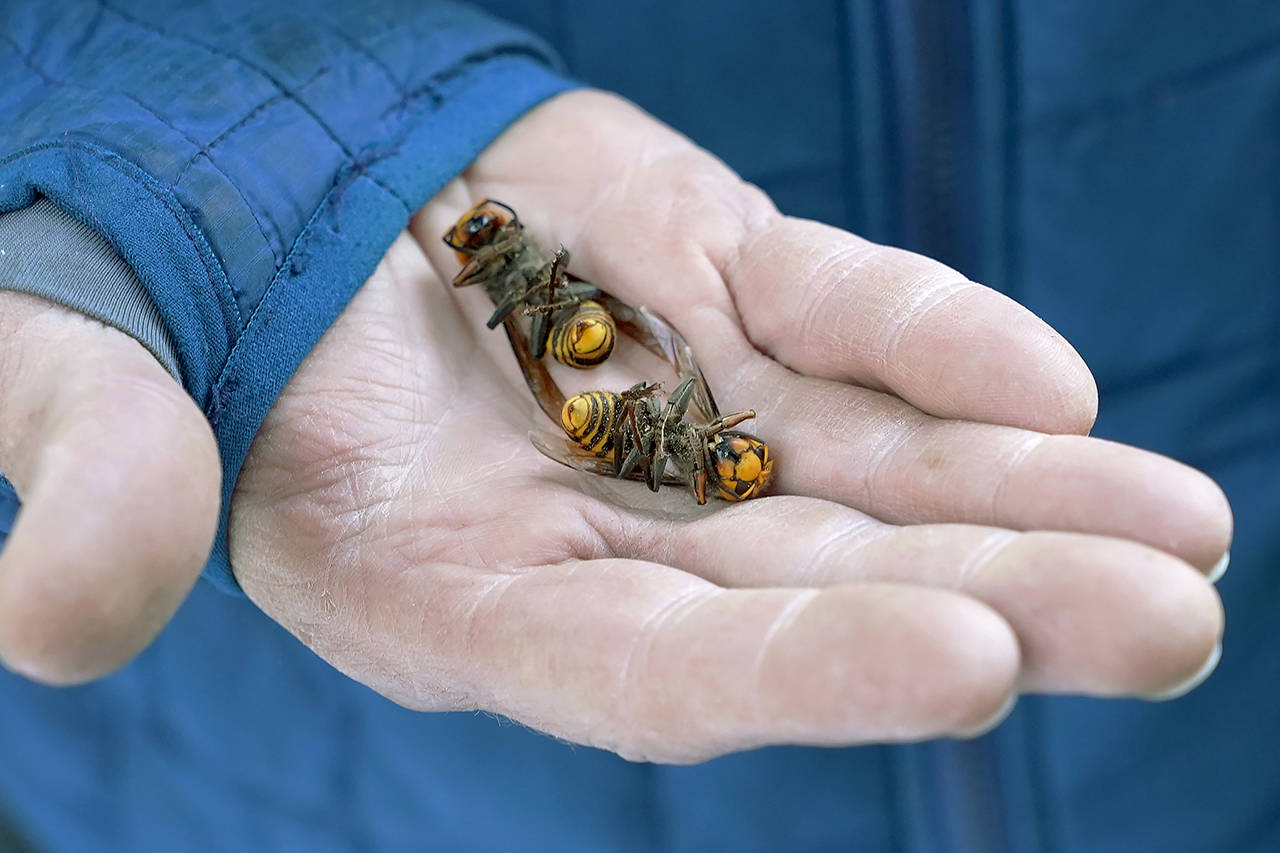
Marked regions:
[0,0,1276,851]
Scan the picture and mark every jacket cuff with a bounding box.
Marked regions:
[0,2,578,595]
[0,197,182,378]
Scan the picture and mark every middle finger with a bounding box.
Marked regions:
[683,306,1231,573]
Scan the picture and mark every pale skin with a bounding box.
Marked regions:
[0,91,1230,762]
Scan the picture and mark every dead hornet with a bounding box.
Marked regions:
[442,199,615,368]
[521,301,774,504]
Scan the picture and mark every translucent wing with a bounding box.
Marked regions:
[529,430,684,486]
[598,294,719,422]
[529,430,622,477]
[502,316,566,425]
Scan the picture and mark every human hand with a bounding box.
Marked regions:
[0,91,1230,762]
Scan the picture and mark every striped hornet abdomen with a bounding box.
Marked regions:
[552,378,773,504]
[548,299,615,368]
[560,389,624,456]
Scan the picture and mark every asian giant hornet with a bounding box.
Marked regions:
[509,297,774,504]
[550,377,773,503]
[443,199,615,368]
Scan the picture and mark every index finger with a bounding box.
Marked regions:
[719,216,1098,434]
[432,91,1097,434]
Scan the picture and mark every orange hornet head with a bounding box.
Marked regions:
[710,432,773,501]
[442,199,517,263]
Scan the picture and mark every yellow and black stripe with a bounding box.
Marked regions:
[549,300,616,368]
[561,391,621,456]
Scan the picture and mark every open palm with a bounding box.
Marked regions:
[0,92,1229,762]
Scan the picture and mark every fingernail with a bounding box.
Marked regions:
[1145,642,1222,701]
[955,693,1017,739]
[1207,551,1230,583]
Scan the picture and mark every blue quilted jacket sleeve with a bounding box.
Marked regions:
[0,0,576,593]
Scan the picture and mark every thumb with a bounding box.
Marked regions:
[0,292,220,684]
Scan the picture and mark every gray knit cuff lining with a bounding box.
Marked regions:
[0,197,181,379]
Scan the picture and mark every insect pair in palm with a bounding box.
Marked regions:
[555,377,773,504]
[443,199,615,369]
[516,299,774,504]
